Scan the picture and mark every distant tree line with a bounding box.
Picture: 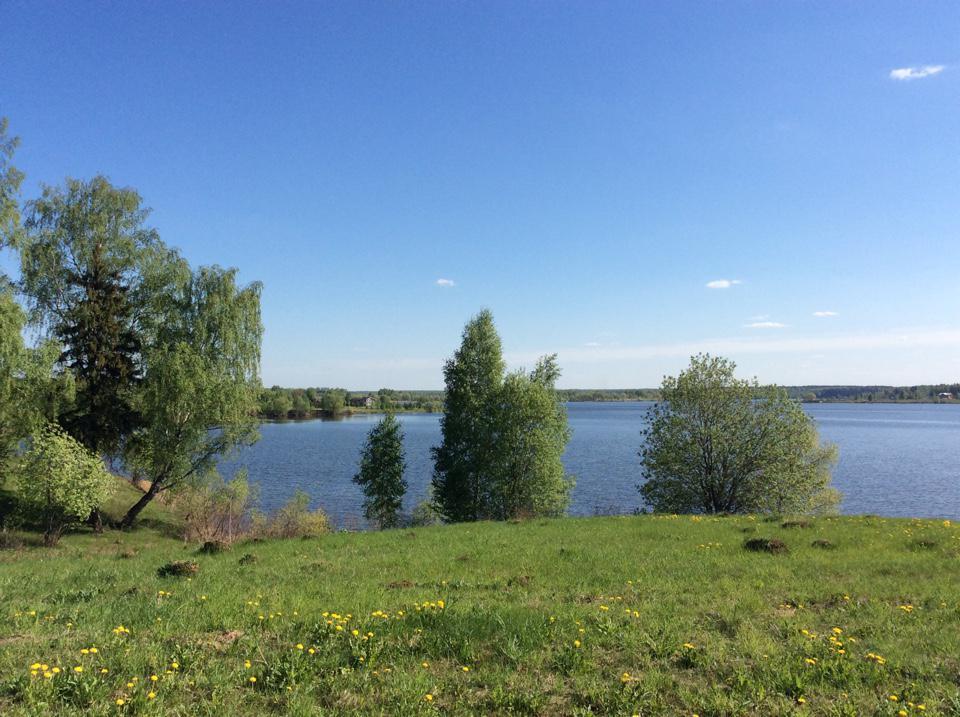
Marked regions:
[257,382,958,420]
[257,387,444,419]
[788,385,959,402]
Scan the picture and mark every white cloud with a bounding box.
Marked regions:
[706,279,742,289]
[505,328,960,366]
[435,278,455,287]
[812,310,838,317]
[584,341,601,347]
[745,321,787,329]
[890,65,944,80]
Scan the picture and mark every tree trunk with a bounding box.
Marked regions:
[88,508,104,534]
[120,481,162,529]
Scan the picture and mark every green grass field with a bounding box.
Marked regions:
[1,508,959,716]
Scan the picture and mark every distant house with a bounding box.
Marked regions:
[938,392,954,400]
[348,395,376,408]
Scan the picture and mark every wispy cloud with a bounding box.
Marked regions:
[812,311,838,317]
[584,341,601,347]
[890,65,944,80]
[435,278,455,287]
[745,321,787,329]
[706,279,742,289]
[506,328,960,366]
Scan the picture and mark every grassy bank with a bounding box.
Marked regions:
[1,514,958,716]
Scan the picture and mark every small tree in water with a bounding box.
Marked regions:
[354,413,407,529]
[639,354,839,515]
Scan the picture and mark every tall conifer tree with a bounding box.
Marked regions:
[354,413,407,529]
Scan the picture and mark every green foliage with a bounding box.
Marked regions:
[15,176,185,460]
[16,423,113,545]
[432,310,505,522]
[289,389,312,418]
[320,388,346,414]
[16,176,170,330]
[0,290,63,485]
[433,311,573,522]
[259,386,294,419]
[121,266,262,527]
[55,252,142,455]
[353,413,407,529]
[487,355,573,519]
[790,383,960,402]
[640,354,840,515]
[0,117,25,255]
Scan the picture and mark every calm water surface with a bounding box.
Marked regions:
[221,402,960,525]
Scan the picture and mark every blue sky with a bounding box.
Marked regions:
[2,1,958,388]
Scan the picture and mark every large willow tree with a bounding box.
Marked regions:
[120,266,262,527]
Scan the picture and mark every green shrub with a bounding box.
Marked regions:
[16,423,113,545]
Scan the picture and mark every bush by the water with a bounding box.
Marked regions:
[251,490,330,539]
[180,472,257,545]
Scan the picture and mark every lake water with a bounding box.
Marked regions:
[221,402,960,525]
